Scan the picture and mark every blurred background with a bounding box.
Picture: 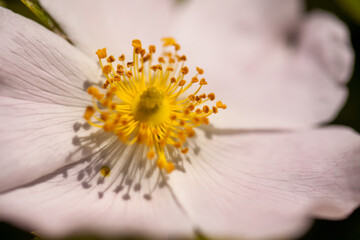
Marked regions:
[0,0,359,239]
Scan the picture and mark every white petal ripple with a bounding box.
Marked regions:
[172,0,353,129]
[0,8,101,191]
[39,0,175,59]
[169,126,360,239]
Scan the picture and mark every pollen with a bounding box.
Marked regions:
[100,166,111,177]
[84,38,226,174]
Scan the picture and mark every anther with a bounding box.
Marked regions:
[149,45,156,54]
[96,48,107,59]
[100,166,111,177]
[181,66,189,75]
[179,80,186,87]
[102,65,112,74]
[207,93,215,101]
[84,106,95,120]
[196,67,204,74]
[199,78,208,85]
[132,39,142,48]
[107,55,115,63]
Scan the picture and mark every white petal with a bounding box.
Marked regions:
[172,1,353,129]
[0,143,193,238]
[0,8,101,191]
[39,0,175,59]
[168,126,360,239]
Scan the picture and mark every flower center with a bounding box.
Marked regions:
[84,38,226,174]
[133,87,170,125]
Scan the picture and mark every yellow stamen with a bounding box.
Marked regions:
[84,38,226,174]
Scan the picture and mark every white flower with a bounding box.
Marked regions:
[0,0,359,239]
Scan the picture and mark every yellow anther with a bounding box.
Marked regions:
[212,106,218,114]
[165,162,175,173]
[166,67,174,72]
[103,122,115,132]
[127,62,134,67]
[87,86,99,96]
[184,109,190,115]
[149,45,156,54]
[126,71,133,78]
[181,148,189,154]
[147,150,155,159]
[169,58,175,64]
[181,66,189,75]
[188,103,195,111]
[170,114,177,120]
[142,54,150,62]
[188,95,195,101]
[96,48,107,59]
[107,55,115,63]
[170,77,176,84]
[100,166,111,177]
[207,93,215,101]
[186,128,195,138]
[199,93,206,99]
[162,37,176,46]
[102,65,112,74]
[195,108,202,114]
[174,142,182,148]
[116,69,124,75]
[179,80,186,87]
[202,117,210,125]
[216,101,227,109]
[174,43,181,51]
[132,39,142,48]
[119,54,125,61]
[196,67,204,74]
[192,117,201,124]
[203,105,210,113]
[100,112,109,121]
[179,55,187,61]
[158,57,165,63]
[140,49,146,57]
[200,78,208,85]
[84,106,95,121]
[191,77,199,83]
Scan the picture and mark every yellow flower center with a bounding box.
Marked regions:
[84,38,226,174]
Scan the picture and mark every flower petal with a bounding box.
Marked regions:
[172,1,353,129]
[38,0,175,59]
[0,8,101,192]
[168,126,360,239]
[0,144,193,238]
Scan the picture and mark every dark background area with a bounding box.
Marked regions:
[0,0,359,239]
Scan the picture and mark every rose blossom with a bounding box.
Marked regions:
[0,0,359,239]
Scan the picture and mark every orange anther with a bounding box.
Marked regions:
[96,48,107,59]
[191,77,199,83]
[196,67,204,74]
[84,106,95,120]
[132,39,142,48]
[107,55,115,62]
[147,150,155,159]
[149,45,156,54]
[179,80,186,87]
[199,78,208,85]
[212,106,218,114]
[181,66,189,75]
[207,93,215,101]
[181,148,189,154]
[102,65,112,74]
[203,105,210,113]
